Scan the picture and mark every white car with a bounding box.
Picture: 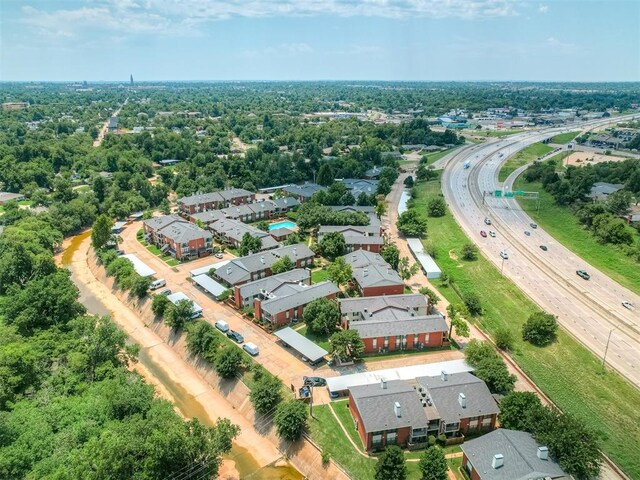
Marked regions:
[500,250,509,260]
[622,301,633,310]
[489,231,496,237]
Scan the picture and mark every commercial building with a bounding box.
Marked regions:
[143,215,213,260]
[208,218,280,251]
[254,280,340,326]
[214,244,314,287]
[342,250,404,297]
[461,429,569,480]
[233,269,310,308]
[178,188,255,214]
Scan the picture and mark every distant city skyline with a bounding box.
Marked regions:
[1,0,639,82]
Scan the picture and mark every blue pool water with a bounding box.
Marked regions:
[268,221,297,230]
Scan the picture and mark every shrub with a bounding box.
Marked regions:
[463,293,482,316]
[427,197,447,217]
[428,435,436,446]
[461,243,478,261]
[215,347,243,379]
[522,312,558,346]
[186,321,220,363]
[494,327,514,351]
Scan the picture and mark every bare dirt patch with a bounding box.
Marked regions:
[565,151,625,167]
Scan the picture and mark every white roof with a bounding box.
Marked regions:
[398,190,411,215]
[166,292,203,314]
[192,274,228,298]
[407,237,441,279]
[273,327,328,363]
[121,253,156,277]
[113,221,127,229]
[190,260,230,277]
[326,359,473,393]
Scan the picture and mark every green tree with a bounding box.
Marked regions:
[377,177,392,196]
[327,257,352,287]
[271,255,294,274]
[316,164,334,187]
[446,304,469,338]
[418,446,447,480]
[250,373,283,415]
[498,391,544,432]
[151,293,170,317]
[461,243,478,261]
[494,327,514,351]
[397,256,419,280]
[463,293,482,316]
[304,298,340,336]
[403,176,414,188]
[375,445,407,480]
[522,312,558,346]
[427,197,447,217]
[375,200,387,219]
[130,275,151,298]
[329,330,364,362]
[91,214,113,249]
[274,400,308,441]
[164,299,194,330]
[319,232,346,259]
[418,286,440,309]
[397,210,427,237]
[186,321,220,363]
[464,340,516,394]
[238,233,263,256]
[381,243,401,269]
[215,347,243,379]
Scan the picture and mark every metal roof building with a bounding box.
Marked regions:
[166,292,203,316]
[407,238,441,279]
[192,274,228,300]
[190,260,230,277]
[273,327,329,364]
[121,254,156,277]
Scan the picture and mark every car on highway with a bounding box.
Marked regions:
[524,230,531,236]
[227,330,244,343]
[480,230,487,238]
[500,250,509,260]
[576,270,591,280]
[530,223,538,229]
[622,301,633,310]
[303,376,327,387]
[484,218,492,225]
[489,230,496,237]
[539,245,548,251]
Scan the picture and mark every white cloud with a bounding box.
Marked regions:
[546,36,577,53]
[538,4,549,13]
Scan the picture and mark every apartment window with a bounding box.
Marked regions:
[386,431,397,445]
[372,338,377,349]
[372,433,383,449]
[286,311,290,319]
[401,335,407,348]
[413,334,419,345]
[482,417,492,428]
[383,336,389,348]
[396,335,402,350]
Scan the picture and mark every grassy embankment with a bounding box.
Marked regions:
[409,175,640,478]
[498,142,555,182]
[550,130,580,144]
[513,175,640,296]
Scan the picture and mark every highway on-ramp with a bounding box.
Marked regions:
[441,115,640,389]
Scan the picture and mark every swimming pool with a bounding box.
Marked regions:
[268,220,297,231]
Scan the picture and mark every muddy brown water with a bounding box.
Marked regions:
[62,233,302,480]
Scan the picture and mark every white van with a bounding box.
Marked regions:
[215,320,229,333]
[243,342,259,356]
[150,279,166,290]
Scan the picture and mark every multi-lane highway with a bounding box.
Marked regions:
[442,115,640,388]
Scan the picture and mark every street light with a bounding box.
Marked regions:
[602,324,622,370]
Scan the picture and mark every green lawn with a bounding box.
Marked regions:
[514,177,640,295]
[362,345,454,363]
[311,268,330,283]
[498,143,554,182]
[294,324,331,352]
[421,146,461,165]
[411,179,640,478]
[447,456,465,480]
[482,129,524,137]
[550,131,580,144]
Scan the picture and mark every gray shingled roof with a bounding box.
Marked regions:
[209,218,279,249]
[343,250,403,288]
[461,429,569,480]
[343,234,384,246]
[318,225,381,237]
[160,221,212,244]
[282,183,327,198]
[271,196,300,209]
[261,281,340,316]
[270,227,294,237]
[350,314,447,339]
[144,214,185,231]
[190,210,227,224]
[237,269,310,300]
[178,188,253,206]
[339,294,427,319]
[417,372,499,425]
[350,380,429,433]
[215,243,314,285]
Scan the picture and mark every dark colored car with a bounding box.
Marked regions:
[480,230,487,237]
[303,376,327,387]
[227,330,244,343]
[158,289,172,296]
[484,218,492,225]
[576,270,591,280]
[539,245,548,251]
[116,249,125,255]
[530,223,538,229]
[524,230,531,236]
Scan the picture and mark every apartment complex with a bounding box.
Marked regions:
[143,215,213,260]
[342,250,404,296]
[178,188,255,214]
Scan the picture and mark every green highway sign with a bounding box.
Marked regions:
[495,190,502,197]
[505,192,514,198]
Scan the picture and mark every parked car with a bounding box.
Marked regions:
[215,320,229,332]
[214,252,223,259]
[622,301,634,310]
[484,218,492,225]
[530,223,538,229]
[227,330,244,343]
[303,376,327,387]
[243,342,259,356]
[115,249,125,256]
[500,250,509,260]
[539,245,548,251]
[480,230,487,238]
[524,230,531,236]
[150,279,167,290]
[576,270,591,280]
[158,289,172,296]
[489,231,496,237]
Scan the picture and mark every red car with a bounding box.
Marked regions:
[480,230,487,238]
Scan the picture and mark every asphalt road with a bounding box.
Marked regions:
[441,115,640,389]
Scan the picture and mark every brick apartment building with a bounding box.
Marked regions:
[318,225,384,254]
[188,197,300,226]
[209,218,280,251]
[233,269,311,308]
[143,215,213,260]
[342,250,404,296]
[178,188,255,215]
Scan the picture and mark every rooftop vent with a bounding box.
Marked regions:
[363,268,369,277]
[492,454,504,469]
[537,446,549,461]
[441,371,449,382]
[394,402,401,418]
[260,256,265,264]
[226,267,232,274]
[458,393,466,408]
[380,378,387,389]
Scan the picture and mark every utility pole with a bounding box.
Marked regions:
[602,325,621,370]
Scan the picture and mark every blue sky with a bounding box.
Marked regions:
[1,0,639,81]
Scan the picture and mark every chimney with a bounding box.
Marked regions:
[226,266,231,274]
[394,402,401,418]
[492,454,504,469]
[380,378,387,389]
[458,393,466,408]
[537,446,549,460]
[352,254,356,261]
[441,370,448,381]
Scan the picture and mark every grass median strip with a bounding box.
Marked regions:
[412,178,640,478]
[498,142,554,181]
